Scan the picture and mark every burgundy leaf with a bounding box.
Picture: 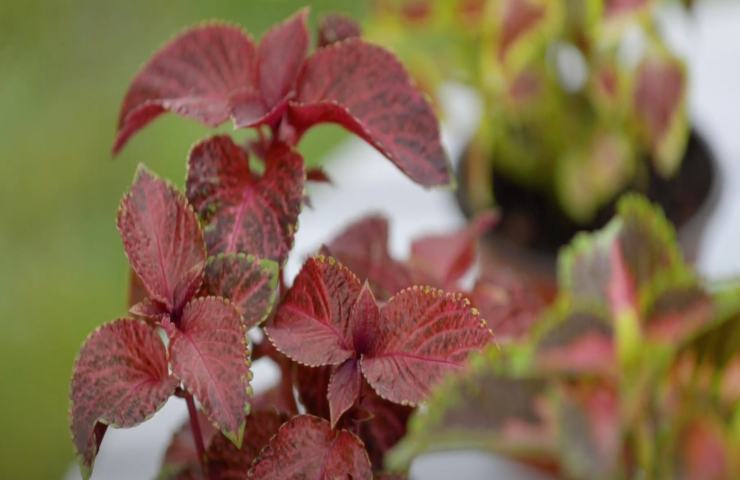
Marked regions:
[409,212,497,288]
[295,364,331,419]
[114,25,260,154]
[317,14,361,48]
[202,253,278,329]
[254,9,309,113]
[168,297,251,446]
[327,214,413,299]
[118,166,206,314]
[247,415,372,479]
[70,319,177,474]
[361,286,494,405]
[128,268,148,308]
[290,39,451,187]
[266,256,360,366]
[186,136,304,263]
[207,410,288,480]
[328,360,362,428]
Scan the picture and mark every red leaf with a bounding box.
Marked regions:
[317,14,361,48]
[328,359,362,428]
[114,25,260,154]
[296,364,331,419]
[327,214,413,299]
[70,319,177,474]
[306,167,333,184]
[207,410,288,480]
[254,9,309,113]
[118,166,206,314]
[202,253,278,329]
[361,287,494,405]
[186,136,304,263]
[168,297,251,446]
[247,415,372,479]
[409,212,497,288]
[290,39,451,187]
[266,256,360,366]
[128,268,148,308]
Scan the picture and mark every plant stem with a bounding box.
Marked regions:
[184,392,208,478]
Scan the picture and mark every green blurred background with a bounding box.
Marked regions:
[0,1,363,477]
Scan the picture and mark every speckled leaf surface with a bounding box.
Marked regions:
[362,287,494,405]
[266,256,359,366]
[118,166,206,314]
[114,25,260,153]
[247,415,372,480]
[70,318,178,475]
[207,410,288,480]
[327,214,412,299]
[291,39,451,187]
[186,136,304,263]
[168,297,251,446]
[202,253,278,329]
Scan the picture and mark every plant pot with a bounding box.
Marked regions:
[456,130,720,281]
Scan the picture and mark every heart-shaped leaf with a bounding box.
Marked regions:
[266,256,359,366]
[317,14,361,47]
[186,136,305,263]
[70,318,178,476]
[114,24,260,154]
[290,39,451,187]
[118,166,206,314]
[202,253,279,329]
[327,214,413,299]
[168,297,251,446]
[247,415,372,479]
[362,286,494,405]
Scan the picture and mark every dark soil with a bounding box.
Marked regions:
[457,131,716,258]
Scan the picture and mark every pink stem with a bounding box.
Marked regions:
[184,392,208,478]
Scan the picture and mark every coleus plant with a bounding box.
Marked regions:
[69,8,496,479]
[388,195,740,479]
[366,0,691,222]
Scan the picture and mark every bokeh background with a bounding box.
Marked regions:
[0,1,362,478]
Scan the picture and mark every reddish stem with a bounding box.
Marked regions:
[184,392,208,478]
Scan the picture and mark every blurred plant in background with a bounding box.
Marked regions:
[366,0,691,222]
[0,1,361,478]
[389,196,740,478]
